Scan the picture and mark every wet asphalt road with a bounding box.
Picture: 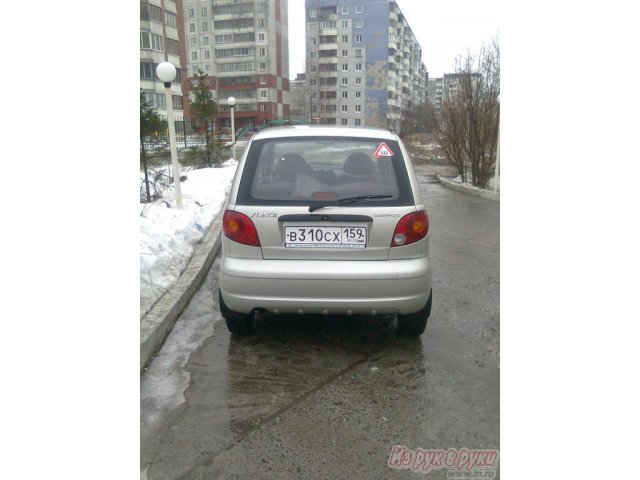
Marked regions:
[141,166,500,479]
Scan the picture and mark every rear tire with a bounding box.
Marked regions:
[219,290,255,335]
[397,289,432,337]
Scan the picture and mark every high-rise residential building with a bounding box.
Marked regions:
[183,0,290,130]
[140,0,187,119]
[427,73,482,122]
[427,77,444,120]
[305,0,428,133]
[289,73,309,123]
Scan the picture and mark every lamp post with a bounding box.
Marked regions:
[227,96,236,160]
[494,94,500,193]
[156,61,182,208]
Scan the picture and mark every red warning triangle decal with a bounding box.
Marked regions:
[374,142,394,157]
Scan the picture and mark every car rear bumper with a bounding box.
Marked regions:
[219,256,431,315]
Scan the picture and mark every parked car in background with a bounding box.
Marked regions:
[219,126,432,336]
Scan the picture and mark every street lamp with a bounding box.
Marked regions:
[227,96,236,142]
[156,61,182,208]
[227,96,236,160]
[494,94,500,193]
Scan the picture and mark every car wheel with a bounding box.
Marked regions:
[397,289,432,337]
[219,290,255,335]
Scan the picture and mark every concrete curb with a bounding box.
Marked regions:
[140,214,223,373]
[436,176,500,202]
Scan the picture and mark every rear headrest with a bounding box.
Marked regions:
[275,153,314,178]
[343,152,375,175]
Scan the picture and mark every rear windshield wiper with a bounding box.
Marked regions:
[309,195,392,212]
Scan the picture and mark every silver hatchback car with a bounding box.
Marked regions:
[219,126,432,336]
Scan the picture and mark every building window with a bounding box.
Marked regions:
[140,62,156,79]
[260,76,267,84]
[342,49,348,57]
[258,19,265,28]
[310,52,317,59]
[202,7,207,16]
[341,91,348,99]
[191,37,197,46]
[205,64,210,72]
[167,38,179,55]
[140,32,164,51]
[191,51,197,60]
[341,78,348,85]
[341,105,348,113]
[355,49,362,58]
[260,62,266,70]
[355,77,362,85]
[203,36,209,45]
[261,104,267,112]
[310,79,317,86]
[309,9,317,18]
[189,23,196,32]
[165,12,177,28]
[311,65,317,72]
[355,118,361,126]
[172,95,183,110]
[342,64,348,71]
[355,34,362,43]
[355,105,362,113]
[342,35,348,42]
[341,118,348,125]
[260,47,266,56]
[260,89,267,98]
[355,63,362,71]
[355,20,363,28]
[204,50,210,59]
[355,91,362,98]
[155,93,166,109]
[341,6,349,14]
[202,22,208,31]
[141,3,162,22]
[342,20,348,28]
[258,33,265,41]
[355,5,363,13]
[188,8,194,18]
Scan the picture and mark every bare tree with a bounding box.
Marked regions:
[401,100,437,140]
[436,37,500,188]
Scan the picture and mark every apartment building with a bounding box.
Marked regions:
[183,0,290,130]
[140,0,187,119]
[427,73,482,121]
[305,0,428,133]
[289,73,309,123]
[427,77,443,120]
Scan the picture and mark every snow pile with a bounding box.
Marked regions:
[451,174,498,192]
[140,161,237,319]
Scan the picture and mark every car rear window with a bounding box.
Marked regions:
[236,136,414,206]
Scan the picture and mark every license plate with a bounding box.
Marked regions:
[284,226,367,248]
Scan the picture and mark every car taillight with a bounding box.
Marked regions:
[391,210,429,247]
[223,210,261,247]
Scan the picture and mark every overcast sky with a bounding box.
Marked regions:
[288,0,500,79]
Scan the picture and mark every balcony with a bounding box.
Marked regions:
[320,28,338,36]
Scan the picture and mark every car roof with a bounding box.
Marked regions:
[250,125,400,141]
